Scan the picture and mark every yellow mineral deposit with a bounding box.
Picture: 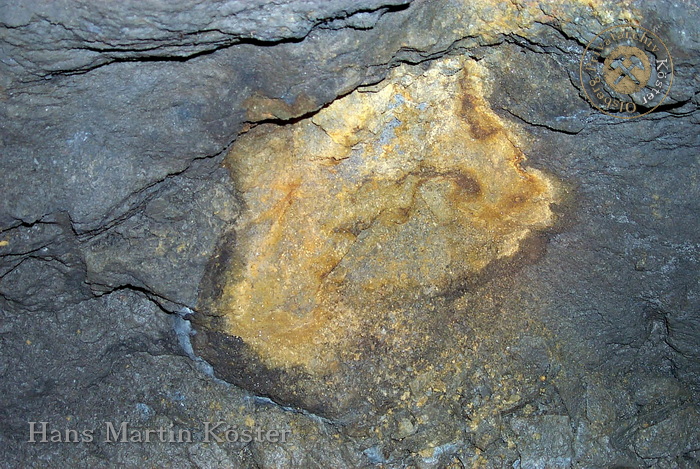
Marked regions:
[216,57,560,372]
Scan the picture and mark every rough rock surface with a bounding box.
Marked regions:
[194,55,562,416]
[1,0,699,467]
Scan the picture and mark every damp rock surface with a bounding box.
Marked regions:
[193,56,563,419]
[201,57,560,372]
[1,0,700,467]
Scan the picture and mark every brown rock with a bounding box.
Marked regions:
[194,56,561,416]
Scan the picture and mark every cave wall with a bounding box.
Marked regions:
[1,0,699,467]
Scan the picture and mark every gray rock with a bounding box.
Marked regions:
[82,160,239,308]
[511,415,574,469]
[0,0,411,79]
[1,0,699,467]
[634,406,700,459]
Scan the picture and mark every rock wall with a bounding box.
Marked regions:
[1,0,699,467]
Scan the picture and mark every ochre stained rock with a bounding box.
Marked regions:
[205,56,560,373]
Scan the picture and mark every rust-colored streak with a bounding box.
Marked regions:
[460,92,499,140]
[244,92,319,122]
[211,57,561,372]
